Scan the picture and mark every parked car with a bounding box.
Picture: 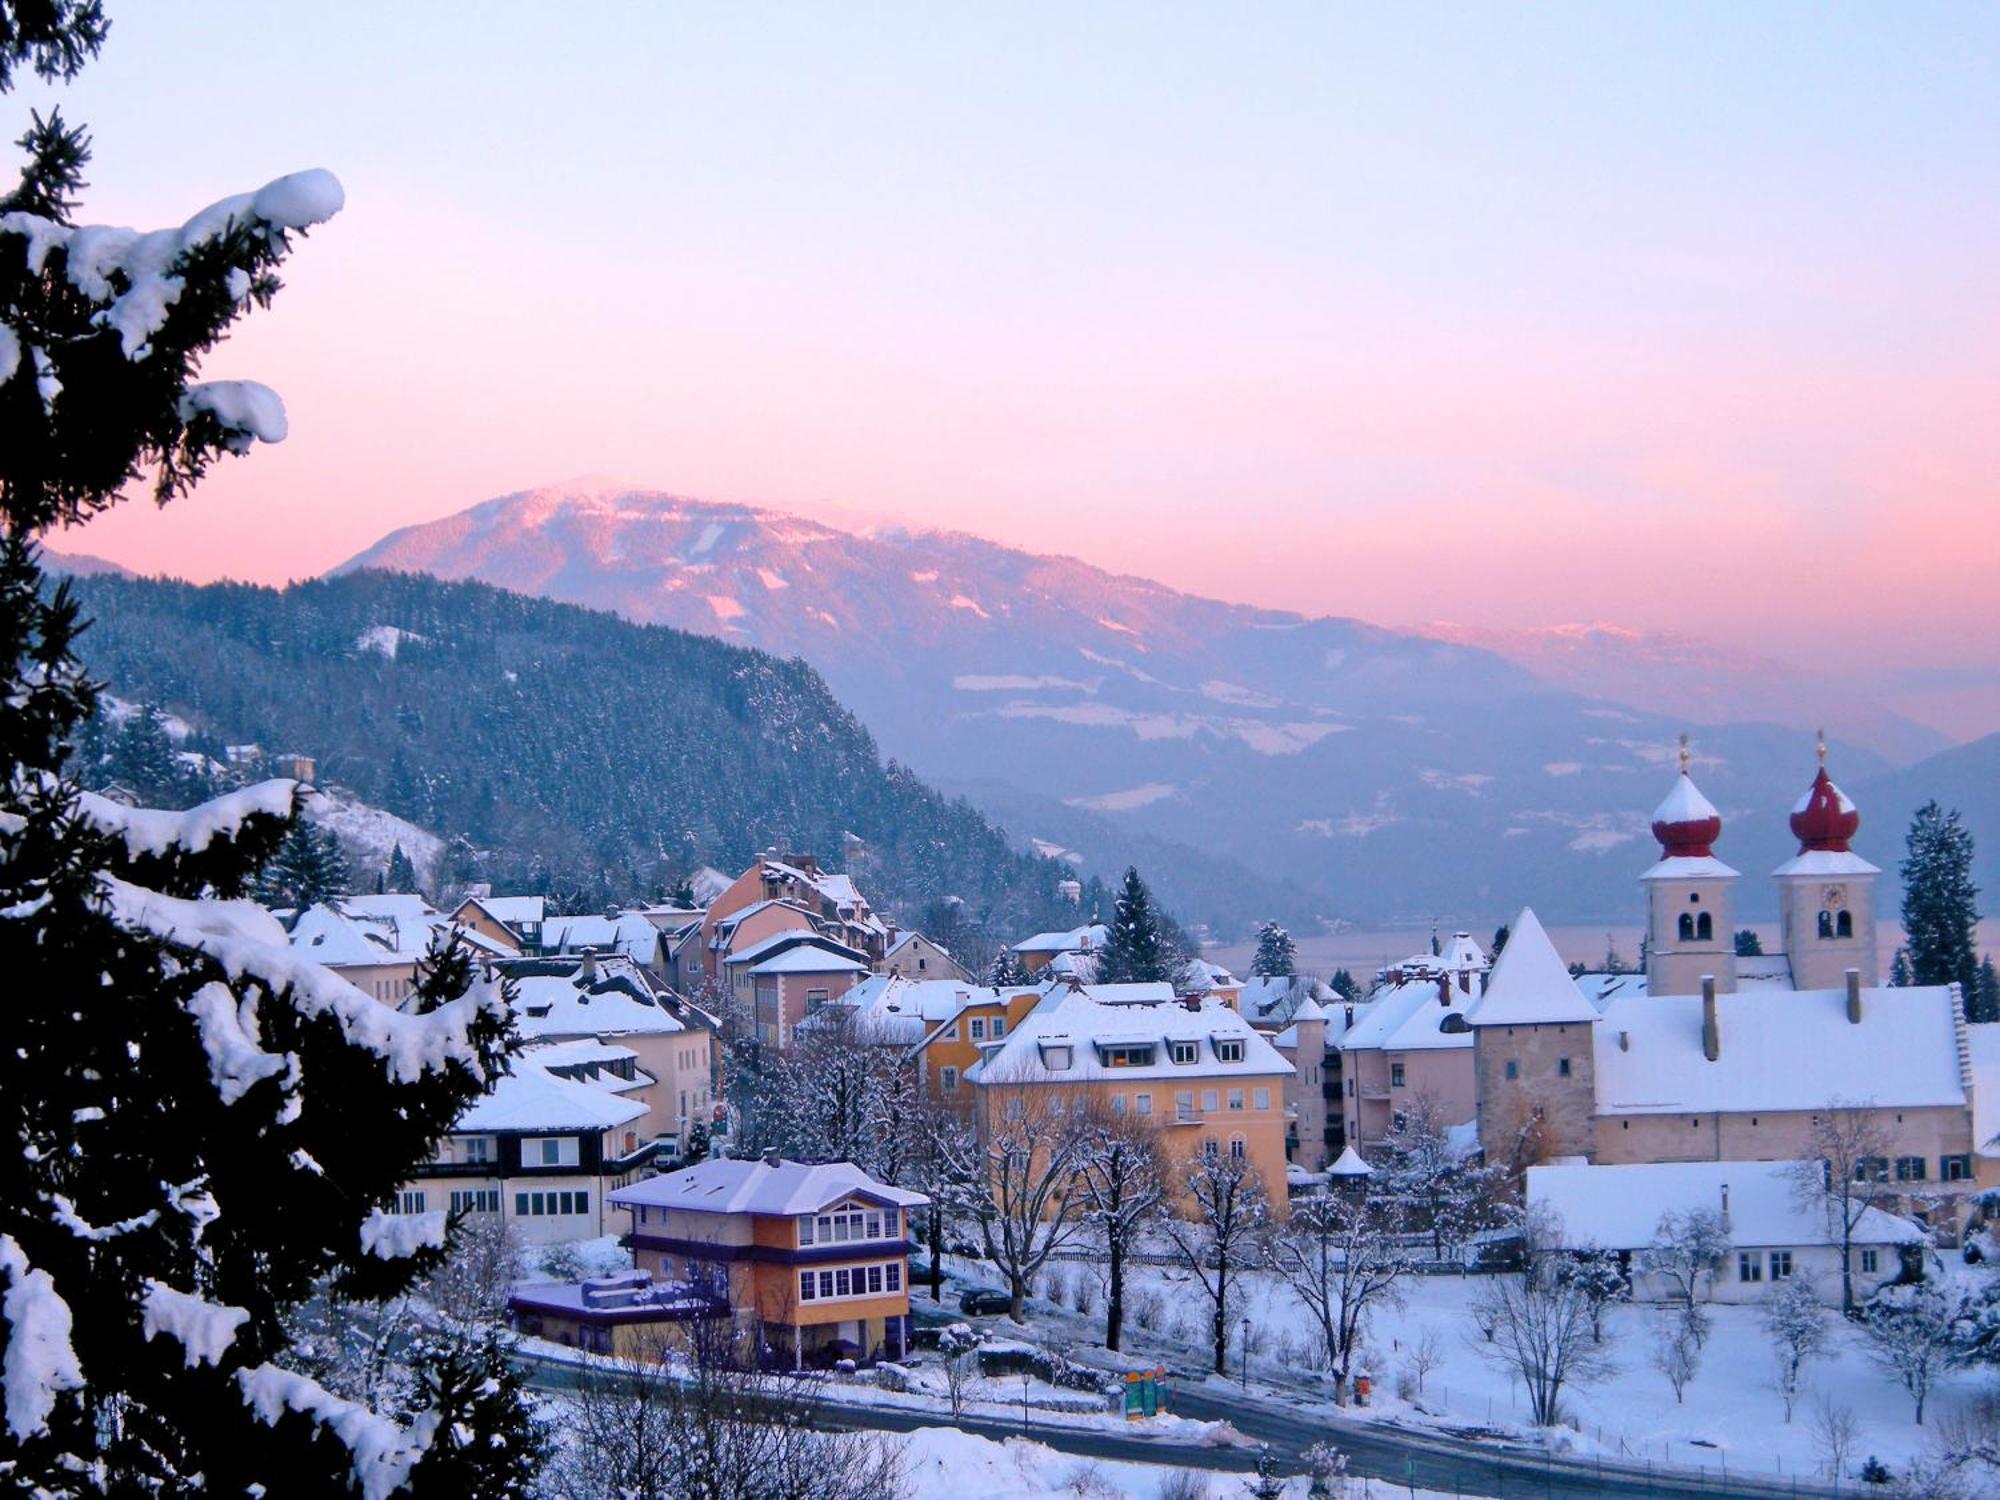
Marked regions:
[958,1287,1012,1316]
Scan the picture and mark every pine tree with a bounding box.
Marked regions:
[1249,920,1296,978]
[1901,801,1980,1001]
[384,840,418,895]
[257,817,350,909]
[1734,928,1764,958]
[1329,968,1359,1002]
[1489,924,1510,962]
[987,946,1031,986]
[0,16,532,1493]
[1890,948,1914,987]
[1096,865,1170,984]
[108,701,183,803]
[1978,954,2000,1028]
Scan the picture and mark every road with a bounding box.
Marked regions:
[523,1351,1838,1498]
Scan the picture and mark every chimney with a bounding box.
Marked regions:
[1701,975,1719,1062]
[1846,968,1863,1024]
[1344,1004,1355,1029]
[762,1147,781,1168]
[1618,1029,1630,1052]
[1719,1183,1732,1231]
[1437,974,1451,1007]
[581,951,597,984]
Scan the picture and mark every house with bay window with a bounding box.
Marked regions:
[611,1155,927,1368]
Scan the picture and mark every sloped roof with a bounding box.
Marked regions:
[750,946,871,977]
[506,955,686,1040]
[542,913,664,963]
[473,895,546,927]
[1341,977,1476,1053]
[1593,983,1965,1115]
[1529,1159,1923,1251]
[966,985,1290,1085]
[1012,923,1108,955]
[1467,908,1599,1027]
[457,1048,649,1133]
[611,1157,927,1217]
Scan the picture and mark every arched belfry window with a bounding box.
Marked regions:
[1695,912,1713,941]
[1836,910,1853,938]
[1678,913,1695,942]
[1817,911,1834,940]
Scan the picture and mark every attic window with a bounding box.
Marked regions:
[1100,1044,1153,1068]
[1214,1040,1245,1064]
[1041,1045,1073,1071]
[1439,1014,1470,1034]
[1170,1041,1198,1065]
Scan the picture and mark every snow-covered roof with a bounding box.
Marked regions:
[290,897,505,968]
[1736,954,1795,988]
[807,974,1039,1046]
[1326,1145,1373,1178]
[1529,1159,1924,1251]
[1467,909,1599,1027]
[472,895,547,927]
[1011,923,1108,956]
[1342,975,1478,1053]
[456,1047,650,1133]
[688,867,733,905]
[723,928,868,969]
[1593,983,1966,1115]
[966,985,1290,1085]
[1241,973,1338,1026]
[1771,849,1883,879]
[749,946,871,977]
[506,956,687,1040]
[610,1157,927,1218]
[338,893,436,923]
[542,913,665,964]
[1572,971,1648,1005]
[711,898,819,945]
[1651,774,1719,828]
[1639,854,1741,882]
[1969,1023,2000,1158]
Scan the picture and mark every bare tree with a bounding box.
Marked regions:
[1762,1273,1829,1422]
[1263,1190,1411,1405]
[1650,1309,1703,1404]
[545,1321,907,1500]
[1788,1099,1896,1314]
[936,1325,979,1422]
[1376,1092,1500,1259]
[1071,1104,1169,1353]
[951,1075,1090,1321]
[1471,1251,1617,1428]
[1638,1207,1730,1336]
[1864,1282,1960,1425]
[1811,1395,1860,1481]
[1406,1326,1446,1399]
[1158,1148,1271,1375]
[424,1211,524,1329]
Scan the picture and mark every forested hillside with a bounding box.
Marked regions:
[63,567,1116,945]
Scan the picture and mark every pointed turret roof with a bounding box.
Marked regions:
[1467,907,1600,1027]
[1326,1145,1373,1178]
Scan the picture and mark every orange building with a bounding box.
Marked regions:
[611,1155,927,1368]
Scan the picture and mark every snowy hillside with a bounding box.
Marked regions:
[336,482,1924,924]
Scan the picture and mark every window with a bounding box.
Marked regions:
[799,1215,816,1246]
[1861,1249,1879,1275]
[1737,1252,1763,1283]
[1102,1045,1154,1068]
[834,1215,851,1243]
[1678,913,1695,941]
[1229,1137,1247,1160]
[991,1018,1006,1038]
[1696,913,1713,941]
[969,1018,986,1041]
[819,1271,835,1299]
[1049,1095,1065,1115]
[1170,1041,1199,1065]
[1837,911,1853,938]
[1111,1093,1127,1116]
[836,1269,851,1296]
[1135,1093,1153,1116]
[1215,1040,1245,1063]
[886,1262,902,1291]
[805,987,830,1012]
[1253,1088,1270,1111]
[1390,1063,1406,1089]
[1201,1089,1219,1112]
[938,1066,958,1093]
[1943,1154,1972,1182]
[800,1271,816,1301]
[1855,1156,1889,1184]
[1228,1089,1245,1111]
[1769,1250,1793,1280]
[1895,1156,1927,1182]
[867,1265,884,1293]
[864,1212,882,1238]
[1818,911,1834,939]
[462,1136,492,1165]
[526,1136,579,1167]
[1504,1060,1519,1081]
[450,1189,499,1215]
[1176,1090,1195,1120]
[394,1190,427,1215]
[1040,1046,1072,1071]
[1202,1138,1219,1158]
[1004,1096,1025,1121]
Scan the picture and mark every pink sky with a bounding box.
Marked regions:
[31,5,2000,736]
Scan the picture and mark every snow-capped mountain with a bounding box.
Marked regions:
[338,482,1924,925]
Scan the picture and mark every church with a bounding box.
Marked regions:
[1468,742,1986,1210]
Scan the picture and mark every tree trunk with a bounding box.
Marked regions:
[1106,1238,1125,1353]
[928,1208,944,1303]
[1212,1296,1228,1376]
[1333,1352,1350,1407]
[1010,1269,1027,1324]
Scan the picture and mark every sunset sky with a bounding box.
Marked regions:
[23,4,2000,733]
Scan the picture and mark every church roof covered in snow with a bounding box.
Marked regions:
[1467,909,1599,1027]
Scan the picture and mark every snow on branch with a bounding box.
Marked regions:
[71,777,298,860]
[0,1234,84,1442]
[177,380,286,452]
[0,167,344,362]
[236,1363,430,1500]
[140,1280,249,1369]
[186,981,295,1105]
[358,1208,446,1261]
[101,876,504,1085]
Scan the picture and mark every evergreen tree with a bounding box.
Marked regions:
[1329,968,1359,1002]
[108,701,183,803]
[987,946,1032,986]
[1901,801,1980,1000]
[257,816,350,909]
[1096,866,1171,984]
[383,840,418,895]
[1890,947,1914,987]
[0,16,532,1493]
[1734,928,1764,957]
[1489,924,1509,962]
[1978,954,2000,1029]
[1249,920,1297,978]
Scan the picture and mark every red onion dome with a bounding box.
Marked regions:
[1651,771,1722,858]
[1790,766,1860,853]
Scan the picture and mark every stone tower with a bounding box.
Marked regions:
[1642,739,1738,997]
[1774,737,1881,990]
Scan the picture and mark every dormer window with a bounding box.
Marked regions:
[1100,1044,1154,1068]
[1214,1039,1245,1064]
[1170,1040,1199,1065]
[1040,1045,1073,1071]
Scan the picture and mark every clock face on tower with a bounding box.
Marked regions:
[1821,885,1847,910]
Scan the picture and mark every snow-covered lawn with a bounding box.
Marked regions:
[1112,1261,1993,1480]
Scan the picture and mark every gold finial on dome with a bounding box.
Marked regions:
[1678,732,1690,774]
[1817,728,1827,768]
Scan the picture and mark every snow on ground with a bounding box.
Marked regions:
[1107,1261,1993,1479]
[303,789,443,890]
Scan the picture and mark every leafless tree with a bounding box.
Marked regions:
[1811,1395,1860,1482]
[545,1321,907,1500]
[1761,1272,1829,1422]
[1263,1190,1411,1405]
[936,1325,979,1422]
[904,1097,979,1304]
[1650,1309,1703,1403]
[1157,1148,1271,1375]
[946,1072,1090,1321]
[1376,1092,1501,1258]
[1638,1207,1731,1337]
[1787,1098,1896,1313]
[1406,1326,1446,1399]
[423,1211,523,1329]
[1471,1251,1617,1428]
[1863,1282,1959,1424]
[1071,1103,1169,1352]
